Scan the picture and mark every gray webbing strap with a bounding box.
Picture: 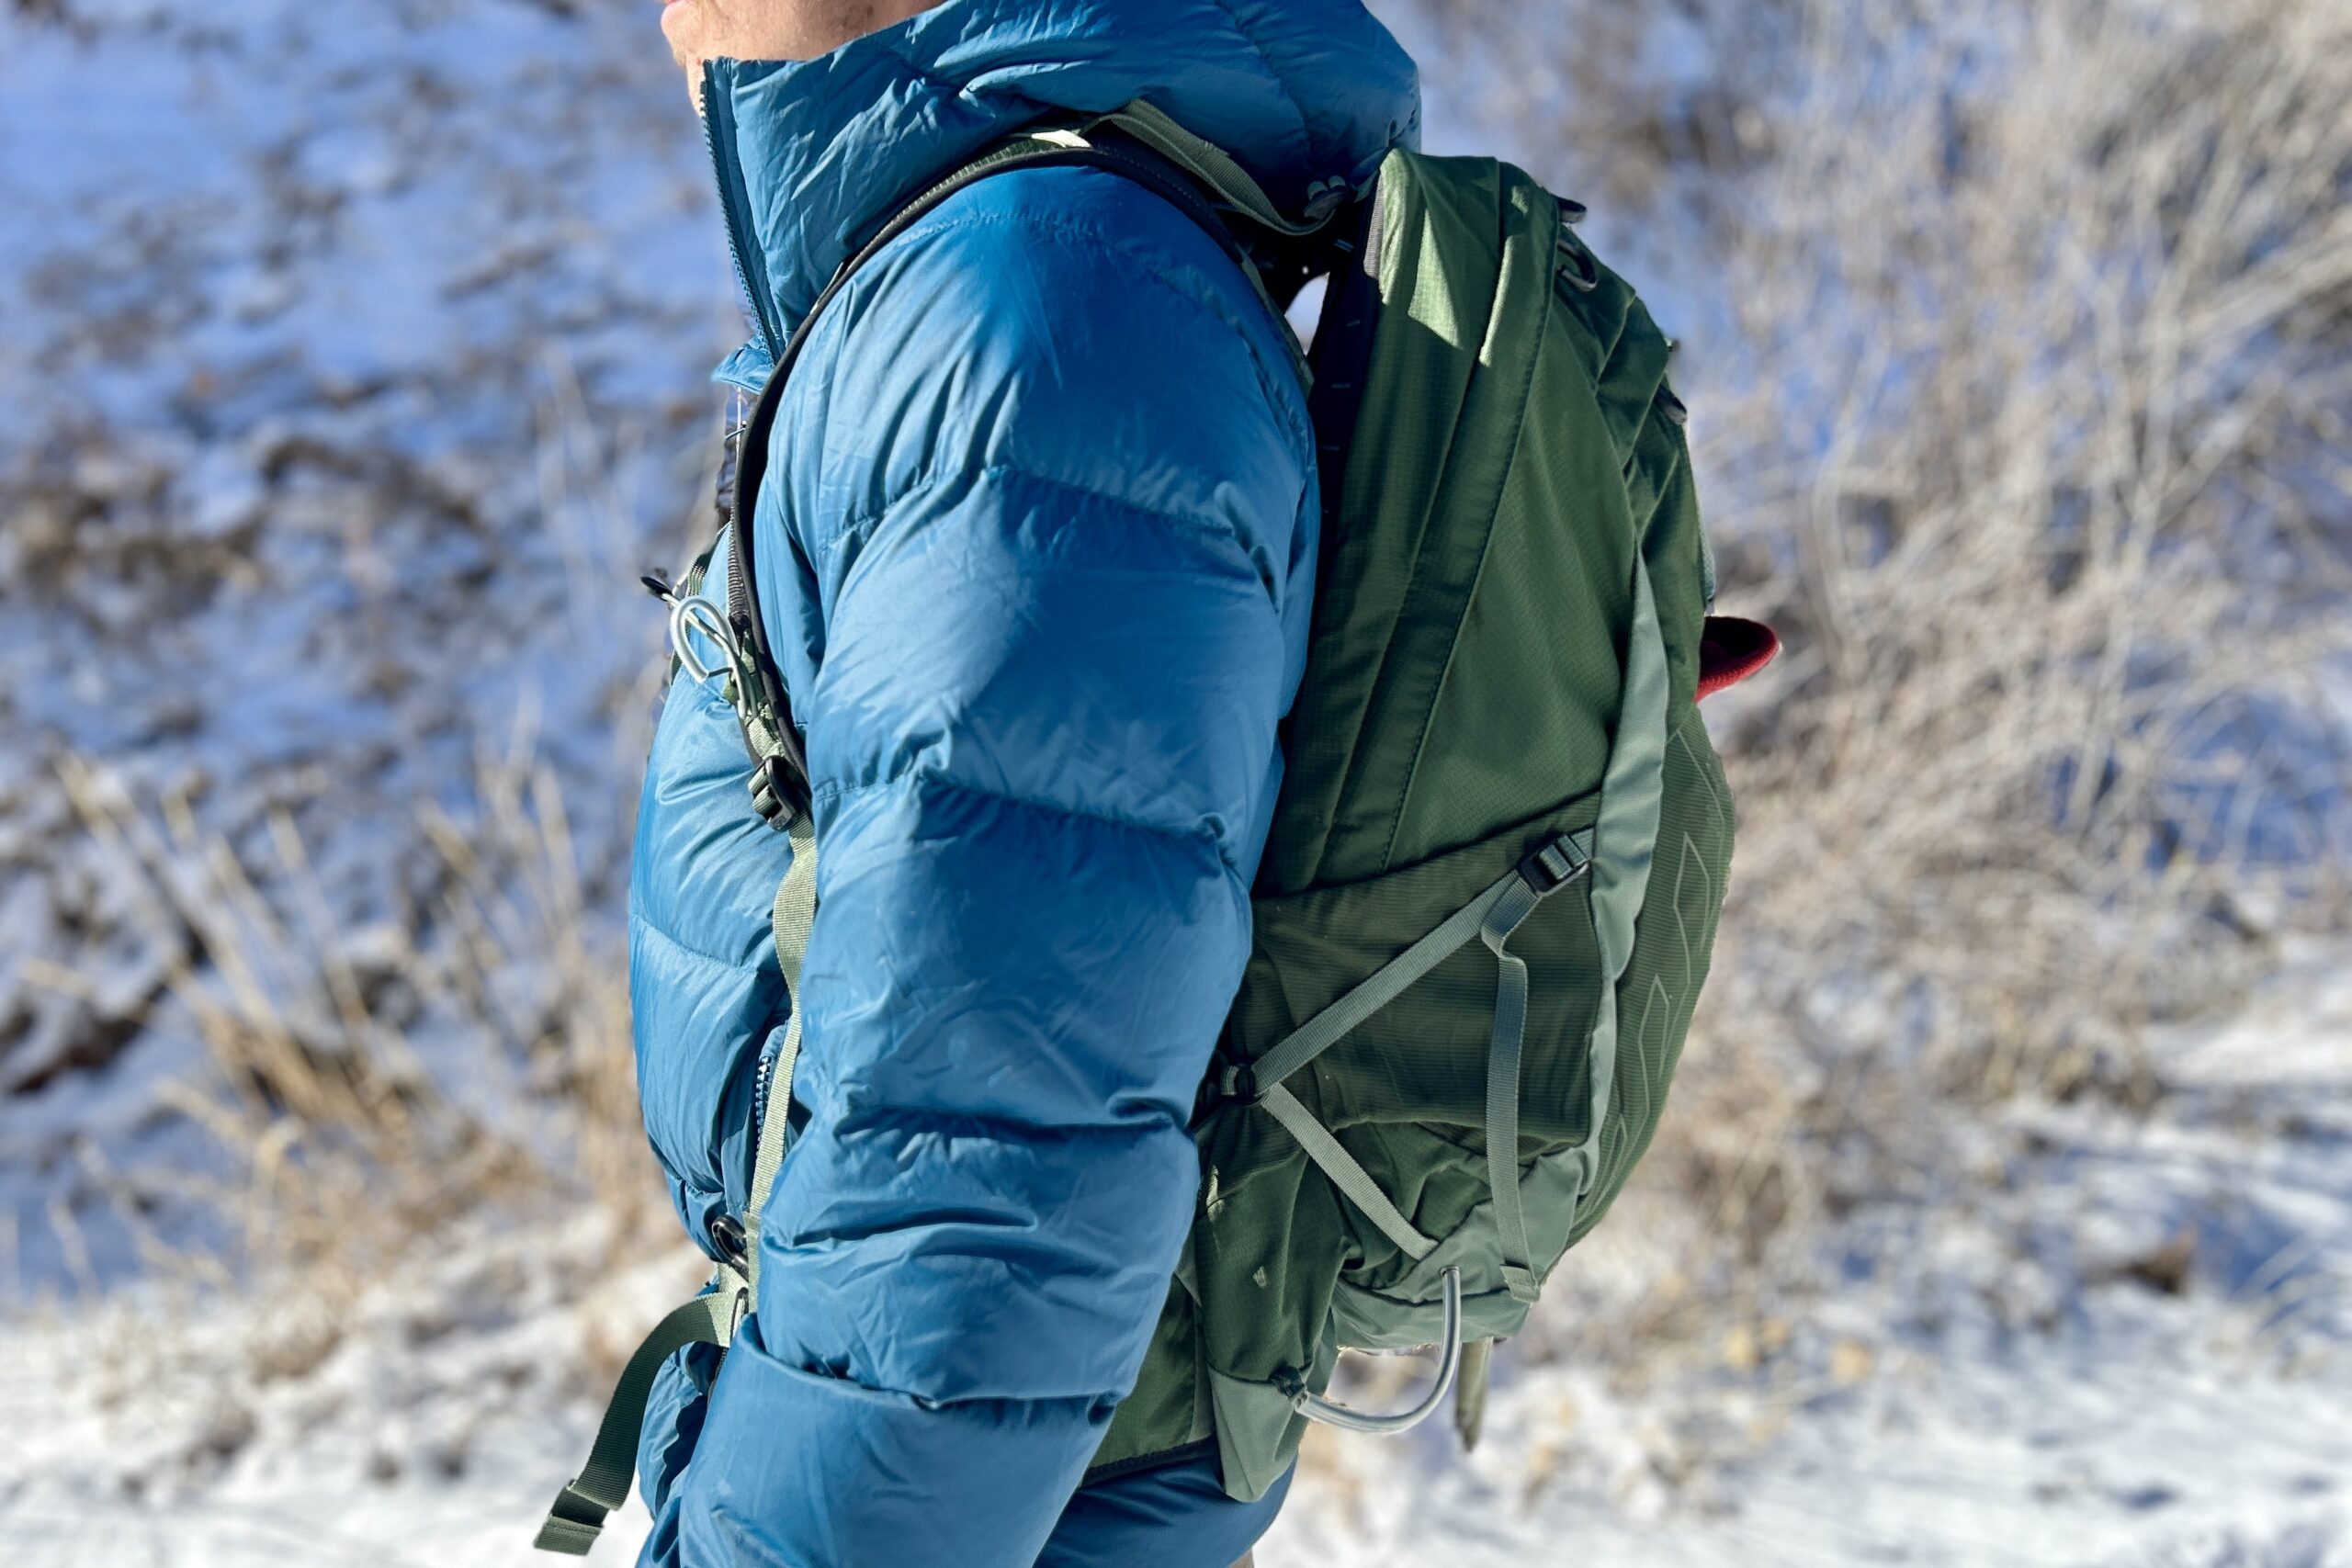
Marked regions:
[1241,831,1593,1273]
[533,1271,750,1555]
[746,811,817,1297]
[1480,877,1547,1303]
[1233,832,1595,1101]
[1238,875,1506,1099]
[1260,1081,1435,1261]
[1454,1337,1496,1451]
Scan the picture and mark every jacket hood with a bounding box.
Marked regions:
[704,0,1421,336]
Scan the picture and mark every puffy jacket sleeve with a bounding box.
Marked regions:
[649,170,1316,1567]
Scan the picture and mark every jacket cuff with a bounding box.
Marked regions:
[671,1315,1110,1568]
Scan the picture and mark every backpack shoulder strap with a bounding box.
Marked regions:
[721,118,1283,826]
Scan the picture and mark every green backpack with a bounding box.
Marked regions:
[537,104,1760,1552]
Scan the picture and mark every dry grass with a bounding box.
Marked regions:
[0,258,709,1323]
[44,742,654,1314]
[1,325,707,1436]
[1417,0,2352,1349]
[14,725,690,1472]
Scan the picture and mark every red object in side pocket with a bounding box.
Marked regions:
[1696,616,1780,701]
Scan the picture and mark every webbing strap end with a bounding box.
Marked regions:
[534,1484,609,1557]
[533,1518,600,1557]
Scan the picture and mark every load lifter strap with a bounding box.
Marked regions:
[1091,100,1342,239]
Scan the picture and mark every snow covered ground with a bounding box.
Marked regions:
[1264,946,2352,1568]
[4,945,2346,1567]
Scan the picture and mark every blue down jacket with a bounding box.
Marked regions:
[626,2,1419,1563]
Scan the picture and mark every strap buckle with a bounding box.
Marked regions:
[749,753,810,830]
[1516,834,1589,896]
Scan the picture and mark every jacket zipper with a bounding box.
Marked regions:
[750,1036,778,1146]
[701,60,786,682]
[705,57,788,1166]
[701,60,784,363]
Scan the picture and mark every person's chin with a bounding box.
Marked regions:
[659,4,704,75]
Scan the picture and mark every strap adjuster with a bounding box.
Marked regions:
[1516,835,1589,897]
[748,753,810,829]
[1218,1062,1260,1106]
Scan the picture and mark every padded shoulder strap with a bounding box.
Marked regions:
[721,120,1269,808]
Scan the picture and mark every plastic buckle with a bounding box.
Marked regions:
[1517,836,1587,897]
[748,754,810,829]
[1220,1062,1260,1106]
[708,1212,748,1264]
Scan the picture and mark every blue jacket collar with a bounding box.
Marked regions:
[700,0,1419,344]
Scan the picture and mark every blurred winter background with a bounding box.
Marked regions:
[2,0,2347,1563]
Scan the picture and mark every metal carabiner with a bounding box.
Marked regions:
[1293,1266,1465,1435]
[669,592,752,695]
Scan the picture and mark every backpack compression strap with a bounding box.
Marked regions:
[1216,830,1595,1274]
[1216,555,1671,1323]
